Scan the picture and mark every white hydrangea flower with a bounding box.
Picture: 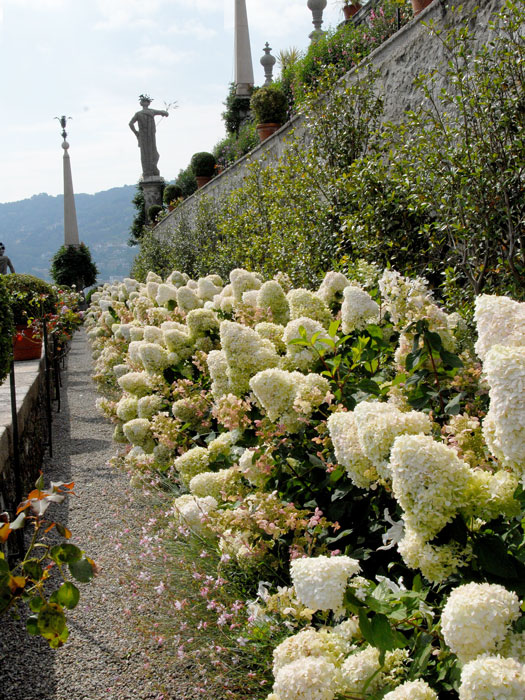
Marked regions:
[172,494,217,535]
[283,317,327,371]
[397,525,471,583]
[163,327,193,360]
[482,345,525,476]
[143,325,164,344]
[441,583,520,663]
[287,288,332,327]
[273,628,348,673]
[239,449,268,487]
[273,656,339,700]
[290,555,360,614]
[166,270,188,287]
[339,646,384,695]
[474,295,525,362]
[117,371,152,397]
[463,468,520,522]
[146,271,162,283]
[173,446,211,486]
[257,280,290,325]
[186,308,219,339]
[113,363,130,380]
[383,679,438,700]
[128,326,144,341]
[116,396,138,422]
[177,285,203,312]
[156,283,179,306]
[354,402,431,479]
[207,349,231,398]
[501,631,525,663]
[459,655,525,700]
[122,418,154,452]
[145,280,159,301]
[241,289,260,307]
[390,434,471,541]
[137,394,163,419]
[316,271,350,306]
[207,430,240,460]
[250,369,330,432]
[138,342,170,373]
[189,467,241,500]
[230,268,262,301]
[327,411,378,489]
[220,320,279,396]
[255,322,286,353]
[197,276,222,302]
[341,285,380,334]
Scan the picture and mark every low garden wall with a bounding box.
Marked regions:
[0,357,48,517]
[155,0,504,236]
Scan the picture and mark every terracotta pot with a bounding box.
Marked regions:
[196,175,212,189]
[13,325,43,361]
[411,0,433,16]
[256,123,281,143]
[342,3,361,19]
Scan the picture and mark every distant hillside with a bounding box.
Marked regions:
[0,185,138,284]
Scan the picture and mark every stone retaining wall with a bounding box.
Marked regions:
[0,357,49,517]
[154,0,504,236]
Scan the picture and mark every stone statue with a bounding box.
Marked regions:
[0,242,15,274]
[129,95,169,177]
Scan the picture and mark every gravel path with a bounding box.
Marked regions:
[0,330,203,700]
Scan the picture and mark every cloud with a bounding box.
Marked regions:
[163,18,217,41]
[93,0,166,30]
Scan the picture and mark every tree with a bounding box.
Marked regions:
[50,243,98,290]
[128,183,146,246]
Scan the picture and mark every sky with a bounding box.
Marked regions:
[0,0,344,204]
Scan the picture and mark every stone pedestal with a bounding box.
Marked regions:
[141,176,164,223]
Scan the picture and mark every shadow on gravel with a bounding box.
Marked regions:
[68,437,109,455]
[0,348,78,700]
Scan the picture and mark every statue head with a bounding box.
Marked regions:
[139,93,152,107]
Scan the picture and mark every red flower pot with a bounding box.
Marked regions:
[13,325,43,361]
[411,0,433,16]
[256,123,281,143]
[343,3,361,19]
[196,176,212,189]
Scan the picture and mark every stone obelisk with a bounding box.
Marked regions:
[58,116,80,247]
[234,0,254,97]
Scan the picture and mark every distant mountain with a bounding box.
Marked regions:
[0,185,139,284]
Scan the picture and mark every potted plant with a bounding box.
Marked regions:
[147,204,164,224]
[4,274,57,361]
[250,85,288,142]
[411,0,433,16]
[0,276,14,382]
[163,184,183,210]
[190,152,217,189]
[342,0,362,20]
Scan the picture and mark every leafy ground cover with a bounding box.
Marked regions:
[86,263,525,699]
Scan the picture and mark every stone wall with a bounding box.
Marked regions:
[155,0,504,237]
[0,358,49,518]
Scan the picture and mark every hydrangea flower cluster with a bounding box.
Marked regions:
[290,555,360,614]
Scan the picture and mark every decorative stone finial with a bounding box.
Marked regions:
[307,0,327,43]
[260,43,276,86]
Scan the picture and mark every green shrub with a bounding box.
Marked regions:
[147,204,163,223]
[163,184,183,206]
[50,243,98,290]
[0,276,13,384]
[221,82,252,135]
[175,166,198,198]
[213,122,258,168]
[250,85,288,124]
[190,152,216,177]
[4,273,57,325]
[128,183,146,246]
